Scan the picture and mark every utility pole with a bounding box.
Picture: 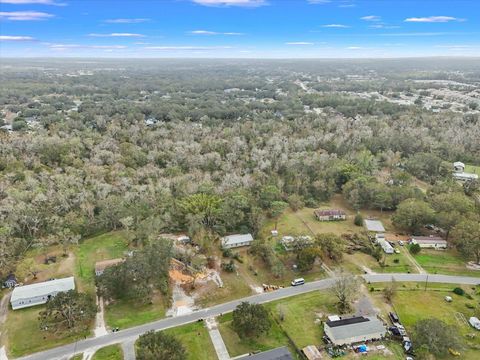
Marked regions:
[424,274,429,291]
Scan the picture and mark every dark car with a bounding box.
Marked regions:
[389,312,400,323]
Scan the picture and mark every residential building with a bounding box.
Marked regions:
[314,209,346,221]
[410,236,447,249]
[95,258,124,276]
[453,172,479,181]
[324,316,387,346]
[241,346,294,360]
[364,219,386,233]
[10,277,75,310]
[375,234,394,254]
[221,233,254,249]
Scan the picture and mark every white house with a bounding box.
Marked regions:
[410,236,447,249]
[324,316,387,346]
[221,233,254,249]
[378,238,394,254]
[10,277,75,310]
[453,172,478,181]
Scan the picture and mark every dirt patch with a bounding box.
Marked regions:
[466,262,480,271]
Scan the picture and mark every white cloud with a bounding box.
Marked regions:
[145,46,233,51]
[189,30,244,35]
[322,24,350,28]
[49,43,127,50]
[285,42,314,45]
[0,11,53,20]
[191,0,266,7]
[404,16,464,23]
[104,18,150,24]
[307,0,331,4]
[88,33,145,38]
[361,15,381,22]
[347,46,363,49]
[369,24,400,29]
[0,0,65,5]
[0,35,35,41]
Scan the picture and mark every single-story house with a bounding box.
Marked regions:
[3,274,18,289]
[314,209,346,222]
[95,258,124,276]
[453,161,465,173]
[302,345,323,359]
[453,172,479,181]
[410,236,447,249]
[242,346,294,360]
[10,277,75,310]
[364,219,386,233]
[221,233,254,249]
[324,316,387,346]
[378,238,394,254]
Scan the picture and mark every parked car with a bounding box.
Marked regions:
[291,278,305,286]
[398,240,404,246]
[389,312,400,323]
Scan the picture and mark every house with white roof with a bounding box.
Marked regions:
[10,277,75,310]
[221,233,254,249]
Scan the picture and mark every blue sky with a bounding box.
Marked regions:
[0,0,479,58]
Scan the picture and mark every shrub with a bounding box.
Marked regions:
[409,243,421,255]
[354,213,363,226]
[222,248,233,258]
[222,260,235,272]
[393,258,400,264]
[453,287,465,296]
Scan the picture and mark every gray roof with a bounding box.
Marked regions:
[11,277,75,302]
[222,233,254,246]
[325,316,385,341]
[244,347,294,360]
[364,219,385,232]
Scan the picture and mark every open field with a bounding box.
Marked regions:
[163,322,217,360]
[217,312,296,358]
[91,344,123,360]
[5,306,91,358]
[196,271,252,308]
[414,249,480,276]
[74,231,129,293]
[342,250,416,275]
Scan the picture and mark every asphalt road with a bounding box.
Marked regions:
[16,273,480,360]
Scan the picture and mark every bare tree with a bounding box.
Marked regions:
[331,272,360,313]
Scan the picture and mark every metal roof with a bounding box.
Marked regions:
[222,233,254,246]
[364,219,385,232]
[314,209,346,216]
[325,316,385,342]
[11,277,75,302]
[244,347,294,360]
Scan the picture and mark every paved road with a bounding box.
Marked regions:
[16,273,480,360]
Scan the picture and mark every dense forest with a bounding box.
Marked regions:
[1,58,479,277]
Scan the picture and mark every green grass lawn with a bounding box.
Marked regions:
[414,249,480,276]
[465,164,480,175]
[342,250,416,275]
[217,312,295,358]
[5,306,91,358]
[92,344,123,360]
[74,231,129,293]
[104,296,167,329]
[163,322,217,360]
[266,291,337,348]
[372,283,480,360]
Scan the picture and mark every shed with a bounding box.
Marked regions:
[410,236,447,249]
[302,345,323,359]
[3,274,18,289]
[324,316,387,346]
[95,258,124,276]
[10,277,75,310]
[221,233,254,249]
[364,220,385,233]
[453,172,479,181]
[243,346,294,360]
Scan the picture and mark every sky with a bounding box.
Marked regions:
[0,0,479,58]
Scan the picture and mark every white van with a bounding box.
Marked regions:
[291,278,305,286]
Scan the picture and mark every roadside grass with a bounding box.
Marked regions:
[196,271,252,308]
[342,250,416,275]
[266,291,337,348]
[371,283,480,360]
[163,321,217,360]
[74,231,129,293]
[92,344,123,360]
[104,295,167,329]
[217,312,295,358]
[414,249,480,276]
[5,306,91,358]
[70,355,83,360]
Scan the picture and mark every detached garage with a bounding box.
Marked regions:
[10,277,75,310]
